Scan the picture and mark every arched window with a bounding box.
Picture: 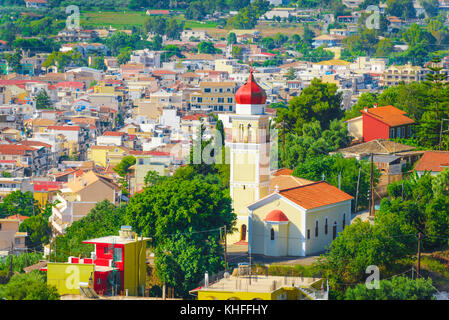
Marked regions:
[325,218,328,235]
[239,124,244,142]
[315,220,319,237]
[247,124,252,143]
[333,222,337,240]
[241,224,247,241]
[270,228,275,240]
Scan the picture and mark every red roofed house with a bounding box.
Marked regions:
[414,151,449,177]
[96,131,126,147]
[347,105,415,143]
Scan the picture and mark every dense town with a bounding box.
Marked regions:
[0,0,449,304]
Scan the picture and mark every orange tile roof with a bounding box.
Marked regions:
[272,168,293,176]
[279,181,353,210]
[6,214,29,222]
[362,105,415,127]
[414,151,449,173]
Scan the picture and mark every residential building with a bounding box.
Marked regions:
[189,81,237,112]
[87,145,129,167]
[45,226,149,296]
[50,171,120,234]
[0,218,27,255]
[192,271,328,300]
[381,62,428,87]
[358,105,415,142]
[414,151,449,176]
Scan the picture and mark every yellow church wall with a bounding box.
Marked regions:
[250,198,305,256]
[304,201,351,256]
[232,153,256,182]
[232,186,255,216]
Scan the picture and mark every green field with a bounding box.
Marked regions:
[80,11,218,30]
[81,11,148,29]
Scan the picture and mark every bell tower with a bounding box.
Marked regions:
[229,70,271,244]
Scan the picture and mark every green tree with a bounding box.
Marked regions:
[114,155,136,177]
[276,78,344,134]
[53,200,125,261]
[144,170,165,187]
[35,89,52,110]
[0,271,60,300]
[293,153,378,212]
[4,49,22,73]
[227,32,237,45]
[91,55,106,71]
[154,232,224,298]
[386,0,416,19]
[124,175,235,247]
[0,190,39,218]
[286,67,296,80]
[19,214,51,251]
[317,218,414,292]
[344,276,436,300]
[197,41,219,54]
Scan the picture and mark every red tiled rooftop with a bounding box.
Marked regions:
[102,131,125,136]
[279,181,353,210]
[47,125,81,131]
[362,105,415,127]
[414,151,449,173]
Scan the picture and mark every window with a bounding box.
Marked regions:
[315,221,319,237]
[138,158,144,165]
[343,214,346,228]
[15,238,21,245]
[198,97,202,103]
[397,127,401,138]
[390,128,395,138]
[270,228,275,240]
[104,247,108,255]
[204,88,211,93]
[307,229,310,239]
[325,218,328,235]
[401,126,405,138]
[228,98,233,103]
[113,247,122,262]
[97,278,101,284]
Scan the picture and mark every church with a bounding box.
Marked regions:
[228,71,353,257]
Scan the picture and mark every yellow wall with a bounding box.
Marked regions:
[123,239,148,296]
[197,287,300,300]
[47,263,95,295]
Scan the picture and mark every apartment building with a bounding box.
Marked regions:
[381,63,429,87]
[50,171,120,235]
[189,82,237,112]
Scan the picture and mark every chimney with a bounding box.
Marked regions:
[204,271,209,288]
[373,103,378,108]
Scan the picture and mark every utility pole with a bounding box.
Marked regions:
[9,243,13,278]
[369,153,374,216]
[282,121,285,166]
[354,166,361,212]
[49,234,51,263]
[417,232,422,279]
[224,225,227,274]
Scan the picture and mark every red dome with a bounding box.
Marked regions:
[264,210,289,222]
[235,70,267,105]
